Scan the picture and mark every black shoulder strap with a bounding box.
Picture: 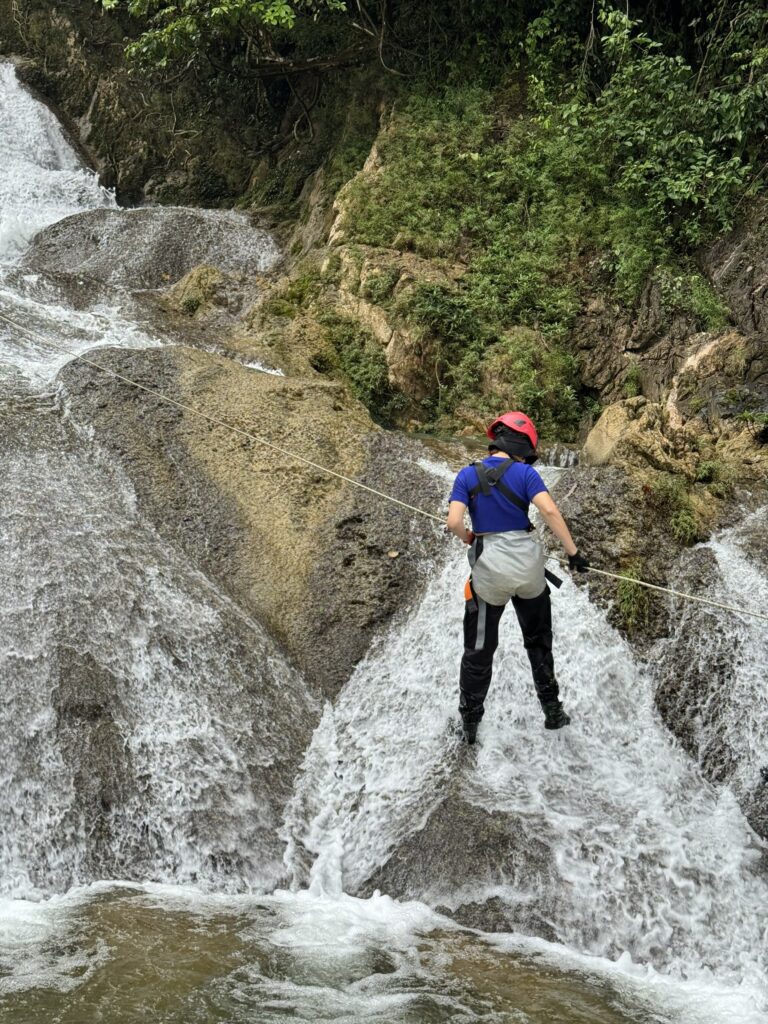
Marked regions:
[468,460,533,524]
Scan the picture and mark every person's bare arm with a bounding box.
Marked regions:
[531,491,578,557]
[446,500,474,544]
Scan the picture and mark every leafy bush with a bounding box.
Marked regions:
[694,460,719,484]
[317,312,403,425]
[655,270,731,331]
[361,267,401,305]
[334,4,768,437]
[647,473,701,545]
[261,270,323,318]
[670,508,699,545]
[397,283,581,436]
[695,459,735,499]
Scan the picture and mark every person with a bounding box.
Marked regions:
[446,411,589,744]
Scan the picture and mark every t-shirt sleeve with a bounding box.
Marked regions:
[449,467,472,505]
[523,465,548,502]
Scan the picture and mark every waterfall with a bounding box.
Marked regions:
[654,510,768,830]
[0,63,114,258]
[0,61,315,897]
[284,517,768,986]
[0,59,766,1023]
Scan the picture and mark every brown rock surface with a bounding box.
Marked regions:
[59,344,445,698]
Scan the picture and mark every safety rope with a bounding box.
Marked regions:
[0,309,447,522]
[549,557,768,624]
[2,306,767,626]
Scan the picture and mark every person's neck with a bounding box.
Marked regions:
[488,451,522,461]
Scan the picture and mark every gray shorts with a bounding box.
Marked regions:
[469,531,546,605]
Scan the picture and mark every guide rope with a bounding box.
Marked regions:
[1,306,767,626]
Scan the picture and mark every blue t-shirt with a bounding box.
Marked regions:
[449,457,548,533]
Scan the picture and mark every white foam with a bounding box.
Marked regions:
[0,893,107,995]
[244,358,285,376]
[0,63,115,262]
[284,484,768,1013]
[3,881,764,1021]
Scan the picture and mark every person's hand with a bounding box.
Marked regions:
[464,530,475,545]
[568,550,589,573]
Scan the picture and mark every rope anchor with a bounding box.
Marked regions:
[1,306,766,626]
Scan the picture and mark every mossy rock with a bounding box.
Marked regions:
[166,265,228,317]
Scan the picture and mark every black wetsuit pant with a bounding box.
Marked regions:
[459,583,560,724]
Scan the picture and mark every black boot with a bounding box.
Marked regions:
[462,720,479,745]
[543,701,571,730]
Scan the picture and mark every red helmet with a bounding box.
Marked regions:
[486,411,538,449]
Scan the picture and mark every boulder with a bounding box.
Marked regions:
[360,789,559,940]
[582,398,686,474]
[23,207,280,290]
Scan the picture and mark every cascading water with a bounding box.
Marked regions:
[0,60,313,899]
[0,62,115,257]
[285,485,768,990]
[654,511,768,806]
[0,60,767,1024]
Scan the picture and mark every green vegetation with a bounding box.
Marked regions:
[656,271,731,332]
[315,312,404,425]
[97,1,768,436]
[670,508,699,545]
[694,460,719,484]
[99,0,346,66]
[361,267,400,306]
[261,270,323,317]
[616,560,652,631]
[647,474,702,546]
[738,410,768,442]
[622,365,643,399]
[332,2,765,433]
[695,459,736,499]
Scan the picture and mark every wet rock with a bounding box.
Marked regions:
[54,650,134,876]
[744,782,768,841]
[24,207,280,291]
[58,345,445,698]
[652,532,768,840]
[653,548,737,779]
[359,791,559,940]
[1,4,263,205]
[549,464,681,643]
[733,513,768,573]
[705,200,768,337]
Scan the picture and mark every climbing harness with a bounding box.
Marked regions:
[1,306,767,626]
[468,458,563,588]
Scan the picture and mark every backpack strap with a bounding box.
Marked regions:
[468,459,534,529]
